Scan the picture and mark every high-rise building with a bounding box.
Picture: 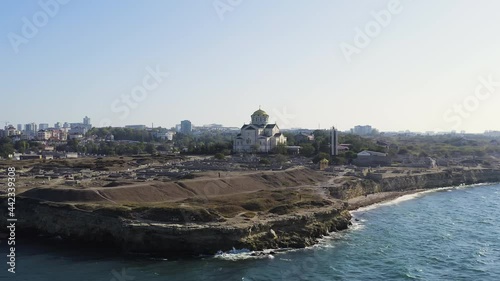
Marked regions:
[352,125,373,136]
[17,124,23,131]
[39,123,49,130]
[83,116,91,129]
[54,122,61,129]
[25,123,38,137]
[63,122,70,128]
[180,120,192,134]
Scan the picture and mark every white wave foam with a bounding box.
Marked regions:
[213,183,500,261]
[351,183,498,214]
[213,248,284,261]
[350,191,428,213]
[349,220,365,231]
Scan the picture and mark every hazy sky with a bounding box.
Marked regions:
[2,0,500,133]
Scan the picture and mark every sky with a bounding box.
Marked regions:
[1,0,500,133]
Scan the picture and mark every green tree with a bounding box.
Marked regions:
[344,150,358,162]
[273,143,287,155]
[313,152,331,164]
[145,143,157,155]
[283,132,296,145]
[67,139,80,152]
[14,140,29,154]
[275,154,288,165]
[300,143,315,157]
[0,138,15,158]
[331,156,346,165]
[259,158,271,165]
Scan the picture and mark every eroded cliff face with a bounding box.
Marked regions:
[3,168,498,256]
[0,197,351,256]
[379,168,500,192]
[329,168,500,200]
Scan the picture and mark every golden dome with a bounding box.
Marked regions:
[252,109,269,116]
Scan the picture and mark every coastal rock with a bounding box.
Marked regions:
[0,196,351,256]
[3,167,498,257]
[329,168,500,201]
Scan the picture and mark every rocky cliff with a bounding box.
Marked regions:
[3,167,498,256]
[329,168,500,200]
[0,196,351,256]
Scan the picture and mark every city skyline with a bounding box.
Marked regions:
[2,111,497,135]
[2,0,500,133]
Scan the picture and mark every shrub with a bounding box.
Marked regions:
[214,153,225,160]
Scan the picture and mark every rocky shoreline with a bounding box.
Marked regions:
[1,167,499,257]
[0,196,351,256]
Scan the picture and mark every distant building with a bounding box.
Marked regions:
[125,125,147,130]
[68,134,84,140]
[20,154,42,160]
[353,150,391,166]
[72,117,93,131]
[485,131,500,137]
[180,120,192,134]
[337,145,350,152]
[70,123,83,129]
[69,124,89,135]
[5,126,19,137]
[152,129,176,141]
[376,140,389,148]
[37,130,51,140]
[42,154,54,160]
[54,122,61,129]
[46,129,68,141]
[66,152,78,158]
[319,158,329,171]
[233,108,287,153]
[17,124,23,131]
[39,123,49,130]
[203,124,223,129]
[25,123,38,138]
[294,132,314,143]
[352,125,373,136]
[166,131,175,141]
[286,145,301,155]
[83,116,91,127]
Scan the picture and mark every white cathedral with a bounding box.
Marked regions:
[233,108,287,153]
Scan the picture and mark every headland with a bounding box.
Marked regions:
[1,156,499,256]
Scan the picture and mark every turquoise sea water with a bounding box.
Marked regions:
[2,183,500,281]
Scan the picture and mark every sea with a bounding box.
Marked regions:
[2,183,500,281]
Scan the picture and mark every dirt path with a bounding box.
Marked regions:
[93,190,118,204]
